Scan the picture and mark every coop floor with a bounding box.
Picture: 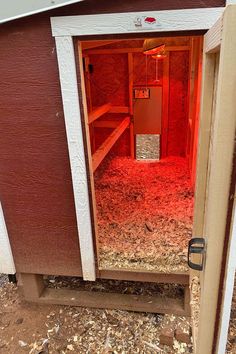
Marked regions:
[94,156,194,273]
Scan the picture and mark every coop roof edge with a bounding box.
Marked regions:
[0,0,84,24]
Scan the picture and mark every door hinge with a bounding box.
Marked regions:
[188,238,206,271]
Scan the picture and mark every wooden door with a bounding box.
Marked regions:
[191,5,236,354]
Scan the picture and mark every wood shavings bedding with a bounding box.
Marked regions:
[94,156,194,272]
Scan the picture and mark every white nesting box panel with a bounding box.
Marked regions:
[0,203,16,274]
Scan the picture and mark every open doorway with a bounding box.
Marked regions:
[80,36,202,273]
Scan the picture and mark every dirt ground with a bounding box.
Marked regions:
[1,274,235,353]
[0,277,193,354]
[94,156,193,273]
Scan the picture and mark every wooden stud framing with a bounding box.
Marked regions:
[99,269,189,285]
[85,46,190,55]
[128,52,134,158]
[109,106,129,114]
[92,117,130,172]
[84,56,93,112]
[84,56,96,153]
[161,51,170,158]
[81,40,118,50]
[93,120,122,128]
[88,103,112,124]
[190,38,203,187]
[187,37,203,186]
[19,273,190,316]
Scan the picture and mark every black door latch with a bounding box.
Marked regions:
[188,238,206,271]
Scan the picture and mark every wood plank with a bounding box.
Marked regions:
[84,56,96,153]
[51,8,224,37]
[204,15,223,53]
[109,106,129,113]
[191,50,218,354]
[36,288,187,316]
[84,56,93,112]
[55,37,96,281]
[128,52,134,158]
[77,42,100,274]
[187,37,203,185]
[81,40,118,50]
[85,46,190,55]
[92,117,130,172]
[21,273,45,300]
[161,51,170,158]
[190,37,203,186]
[197,6,236,354]
[99,268,189,285]
[93,120,121,128]
[88,103,111,124]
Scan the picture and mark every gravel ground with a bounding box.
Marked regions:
[0,274,8,288]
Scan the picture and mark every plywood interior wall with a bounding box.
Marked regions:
[168,51,189,156]
[90,54,129,107]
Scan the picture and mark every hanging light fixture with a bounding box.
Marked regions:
[151,48,167,60]
[143,39,165,55]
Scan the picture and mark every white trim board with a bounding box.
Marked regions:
[51,8,224,37]
[55,36,96,281]
[0,203,16,274]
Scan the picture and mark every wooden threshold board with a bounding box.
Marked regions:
[98,268,190,285]
[33,287,189,316]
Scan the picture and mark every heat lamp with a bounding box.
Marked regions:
[143,39,165,55]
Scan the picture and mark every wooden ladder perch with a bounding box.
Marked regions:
[88,103,111,124]
[92,116,130,172]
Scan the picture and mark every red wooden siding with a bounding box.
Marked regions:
[0,17,83,276]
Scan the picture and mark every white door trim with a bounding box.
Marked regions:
[54,36,96,281]
[50,7,224,281]
[0,203,16,274]
[51,8,224,37]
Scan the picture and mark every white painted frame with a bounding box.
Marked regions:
[0,203,16,274]
[50,7,224,282]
